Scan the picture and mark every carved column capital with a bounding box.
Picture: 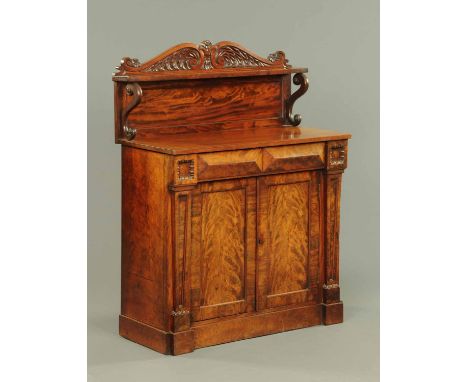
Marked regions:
[322,283,340,304]
[172,155,198,187]
[326,140,348,171]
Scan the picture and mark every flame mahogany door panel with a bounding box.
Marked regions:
[190,178,257,321]
[256,171,322,310]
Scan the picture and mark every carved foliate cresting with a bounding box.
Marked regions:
[199,40,214,70]
[114,40,290,75]
[146,48,202,72]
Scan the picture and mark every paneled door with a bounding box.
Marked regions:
[257,171,322,310]
[190,178,256,321]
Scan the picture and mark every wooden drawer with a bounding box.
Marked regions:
[262,143,325,172]
[198,149,262,180]
[197,143,326,181]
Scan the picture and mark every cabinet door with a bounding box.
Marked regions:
[257,171,322,310]
[190,178,256,321]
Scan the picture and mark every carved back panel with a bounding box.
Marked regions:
[113,41,309,141]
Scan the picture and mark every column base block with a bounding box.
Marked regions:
[322,301,344,325]
[119,315,195,355]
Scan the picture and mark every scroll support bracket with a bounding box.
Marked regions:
[285,73,309,126]
[121,83,142,140]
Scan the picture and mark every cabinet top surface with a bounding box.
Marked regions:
[121,126,351,155]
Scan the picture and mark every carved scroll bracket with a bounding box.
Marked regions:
[121,83,142,140]
[285,73,309,126]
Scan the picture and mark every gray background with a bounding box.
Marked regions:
[88,0,379,381]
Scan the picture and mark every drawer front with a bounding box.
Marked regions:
[262,143,325,172]
[198,149,262,180]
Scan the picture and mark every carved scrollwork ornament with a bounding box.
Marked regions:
[285,73,309,126]
[267,51,289,66]
[171,306,190,317]
[213,45,269,68]
[199,40,214,70]
[121,57,141,68]
[144,48,202,72]
[114,40,291,75]
[121,83,142,140]
[323,283,340,290]
[199,40,213,50]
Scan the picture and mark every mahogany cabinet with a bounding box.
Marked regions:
[113,41,351,355]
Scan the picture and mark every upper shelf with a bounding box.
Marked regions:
[113,40,307,82]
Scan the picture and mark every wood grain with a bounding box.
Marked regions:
[262,143,325,172]
[112,42,314,142]
[121,146,173,331]
[322,302,344,325]
[119,315,172,354]
[257,171,322,310]
[324,173,342,287]
[116,41,350,355]
[190,178,256,321]
[114,67,307,82]
[114,82,124,143]
[120,304,323,355]
[193,304,322,349]
[127,77,282,132]
[202,189,244,305]
[113,40,306,83]
[120,126,351,155]
[172,189,193,331]
[268,181,309,294]
[198,149,262,180]
[321,163,344,324]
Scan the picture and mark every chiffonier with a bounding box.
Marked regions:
[113,41,351,355]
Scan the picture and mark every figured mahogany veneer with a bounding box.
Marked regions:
[257,171,322,310]
[198,149,262,180]
[262,143,325,172]
[126,77,283,132]
[121,126,350,154]
[114,41,350,355]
